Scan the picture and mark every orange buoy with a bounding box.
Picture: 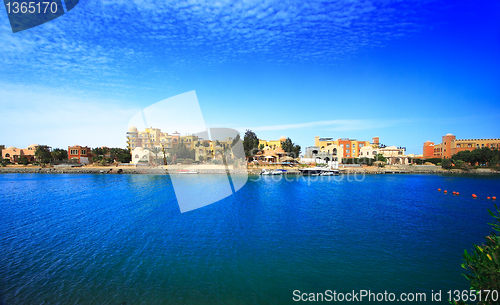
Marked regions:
[444,190,447,193]
[493,197,497,200]
[453,191,456,194]
[487,197,491,200]
[472,194,477,198]
[456,192,459,195]
[438,188,441,191]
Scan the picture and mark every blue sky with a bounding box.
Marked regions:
[1,0,499,154]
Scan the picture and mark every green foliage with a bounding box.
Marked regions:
[35,145,52,164]
[19,156,29,165]
[456,204,500,305]
[51,148,68,161]
[452,147,500,167]
[280,137,301,158]
[230,134,245,160]
[441,158,453,169]
[259,144,264,149]
[198,155,205,162]
[203,141,210,148]
[375,153,387,162]
[423,158,442,165]
[170,142,195,160]
[243,129,259,157]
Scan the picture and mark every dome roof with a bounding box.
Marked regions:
[279,135,286,142]
[27,144,38,148]
[128,125,138,133]
[7,146,16,150]
[445,133,454,136]
[134,147,144,151]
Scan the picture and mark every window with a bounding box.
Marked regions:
[477,144,480,147]
[359,143,364,147]
[352,144,356,147]
[5,153,10,157]
[346,144,350,148]
[346,149,350,153]
[457,144,461,148]
[81,150,86,155]
[482,144,485,147]
[373,151,376,155]
[340,144,344,148]
[468,144,472,147]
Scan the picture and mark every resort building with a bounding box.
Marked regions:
[131,146,168,165]
[1,144,38,163]
[423,133,500,159]
[127,126,200,152]
[259,135,287,149]
[314,136,372,158]
[68,145,92,164]
[194,137,236,162]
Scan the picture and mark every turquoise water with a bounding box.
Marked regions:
[0,173,499,304]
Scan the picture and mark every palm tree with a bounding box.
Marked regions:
[150,146,162,167]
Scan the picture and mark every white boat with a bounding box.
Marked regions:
[176,169,198,174]
[299,167,339,176]
[271,169,287,175]
[259,169,271,175]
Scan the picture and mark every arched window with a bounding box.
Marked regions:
[332,148,337,155]
[373,151,377,155]
[135,154,139,158]
[5,153,10,158]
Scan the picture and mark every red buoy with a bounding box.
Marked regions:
[493,197,497,200]
[487,197,491,200]
[472,194,477,198]
[444,190,447,193]
[456,192,459,195]
[453,191,456,194]
[438,188,441,191]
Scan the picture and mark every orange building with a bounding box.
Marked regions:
[315,136,373,158]
[68,145,92,164]
[423,133,500,159]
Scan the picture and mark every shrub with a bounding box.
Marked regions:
[441,158,453,169]
[454,204,500,304]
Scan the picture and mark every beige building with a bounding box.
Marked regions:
[1,144,38,163]
[314,136,372,158]
[127,126,200,152]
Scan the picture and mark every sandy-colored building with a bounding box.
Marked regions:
[1,144,38,163]
[423,133,500,159]
[127,126,200,152]
[259,135,287,150]
[315,136,373,158]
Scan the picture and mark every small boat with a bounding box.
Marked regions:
[259,169,271,175]
[176,169,198,174]
[271,169,287,175]
[298,167,323,176]
[320,169,340,176]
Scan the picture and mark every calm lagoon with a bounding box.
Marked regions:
[1,173,499,304]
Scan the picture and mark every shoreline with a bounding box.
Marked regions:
[1,166,498,175]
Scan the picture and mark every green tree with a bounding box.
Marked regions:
[51,148,68,161]
[150,146,162,166]
[441,158,453,169]
[203,141,210,148]
[19,156,29,165]
[455,204,500,305]
[259,144,264,149]
[35,145,52,164]
[291,144,301,159]
[375,153,387,163]
[281,138,294,154]
[230,134,245,160]
[243,130,259,157]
